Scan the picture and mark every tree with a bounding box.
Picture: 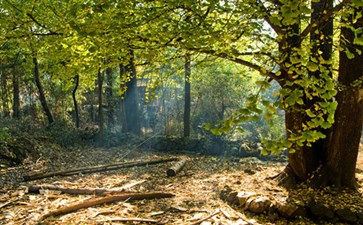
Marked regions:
[72,74,80,128]
[105,65,115,126]
[184,54,191,137]
[32,57,54,125]
[326,5,363,187]
[97,68,104,133]
[165,0,362,187]
[121,52,140,135]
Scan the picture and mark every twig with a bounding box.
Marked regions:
[190,209,220,225]
[0,201,12,209]
[119,180,146,190]
[26,185,133,196]
[96,217,159,223]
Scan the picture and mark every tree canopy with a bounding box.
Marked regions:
[0,0,362,187]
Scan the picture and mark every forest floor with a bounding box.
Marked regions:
[1,144,363,225]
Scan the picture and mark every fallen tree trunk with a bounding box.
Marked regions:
[167,159,187,177]
[26,185,133,196]
[24,157,178,181]
[38,192,175,222]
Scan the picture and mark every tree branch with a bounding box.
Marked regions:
[300,0,351,40]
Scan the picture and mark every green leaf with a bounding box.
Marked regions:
[306,109,316,117]
[353,37,363,46]
[307,61,319,72]
[352,0,363,7]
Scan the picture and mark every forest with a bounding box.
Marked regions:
[0,0,362,224]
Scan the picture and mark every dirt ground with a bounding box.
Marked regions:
[0,145,363,225]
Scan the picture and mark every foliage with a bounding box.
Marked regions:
[0,127,9,143]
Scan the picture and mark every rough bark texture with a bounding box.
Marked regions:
[72,75,79,128]
[282,4,363,188]
[167,158,187,176]
[32,57,54,125]
[184,55,191,137]
[326,8,363,187]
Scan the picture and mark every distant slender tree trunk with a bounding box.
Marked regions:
[184,55,191,137]
[106,66,114,126]
[12,68,20,119]
[120,64,127,129]
[72,74,80,128]
[32,57,54,125]
[122,52,140,135]
[1,68,10,118]
[89,90,95,123]
[97,68,104,132]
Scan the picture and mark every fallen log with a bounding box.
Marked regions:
[38,192,175,222]
[167,159,187,176]
[26,185,133,196]
[24,157,178,181]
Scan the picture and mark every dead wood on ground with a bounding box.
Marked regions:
[24,157,178,181]
[38,192,175,222]
[26,185,134,196]
[167,158,187,176]
[190,209,221,225]
[96,217,159,223]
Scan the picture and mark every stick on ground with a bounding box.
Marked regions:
[190,209,220,225]
[26,185,134,196]
[38,192,175,222]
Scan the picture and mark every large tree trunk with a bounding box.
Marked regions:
[122,52,140,135]
[32,57,54,125]
[281,4,363,188]
[325,7,363,188]
[184,55,191,138]
[72,74,80,128]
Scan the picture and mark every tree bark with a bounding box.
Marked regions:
[167,158,187,176]
[12,67,20,119]
[184,55,191,137]
[120,63,127,129]
[326,7,363,187]
[1,67,10,118]
[106,65,114,126]
[72,74,80,128]
[97,67,104,132]
[32,57,54,125]
[281,3,363,188]
[122,51,140,135]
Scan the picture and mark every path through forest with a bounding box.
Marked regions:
[0,145,363,224]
